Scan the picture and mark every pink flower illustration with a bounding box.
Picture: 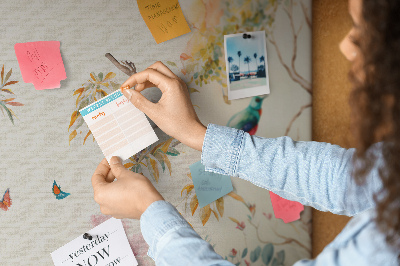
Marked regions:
[236,221,246,231]
[229,248,237,257]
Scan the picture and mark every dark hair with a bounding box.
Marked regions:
[350,0,400,253]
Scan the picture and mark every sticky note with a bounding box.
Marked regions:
[269,191,304,223]
[14,41,66,90]
[190,161,233,208]
[51,218,138,266]
[79,90,158,162]
[137,0,191,44]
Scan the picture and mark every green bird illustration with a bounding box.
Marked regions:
[226,95,268,135]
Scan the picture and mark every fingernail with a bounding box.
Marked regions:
[121,85,130,92]
[124,89,133,101]
[110,156,122,165]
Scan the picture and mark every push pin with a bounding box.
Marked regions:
[242,33,252,39]
[83,233,96,240]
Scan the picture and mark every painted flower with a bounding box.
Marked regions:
[263,212,272,220]
[229,248,237,257]
[236,221,246,231]
[245,259,250,266]
[248,204,256,217]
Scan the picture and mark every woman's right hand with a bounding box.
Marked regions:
[120,61,207,151]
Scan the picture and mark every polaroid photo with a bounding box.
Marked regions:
[224,31,270,100]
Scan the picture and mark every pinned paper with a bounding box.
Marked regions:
[190,161,233,208]
[269,191,304,223]
[137,0,191,44]
[14,41,66,90]
[51,218,138,266]
[80,90,158,163]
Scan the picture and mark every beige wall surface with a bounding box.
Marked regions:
[312,0,353,257]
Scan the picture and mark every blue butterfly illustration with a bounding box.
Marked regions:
[52,180,70,200]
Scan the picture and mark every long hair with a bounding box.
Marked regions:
[350,0,400,251]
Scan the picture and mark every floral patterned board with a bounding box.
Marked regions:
[0,0,312,265]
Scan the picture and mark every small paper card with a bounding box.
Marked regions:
[51,218,138,266]
[190,161,233,208]
[269,191,304,223]
[79,90,158,162]
[14,41,66,90]
[137,0,191,44]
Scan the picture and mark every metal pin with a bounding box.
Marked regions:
[83,233,94,240]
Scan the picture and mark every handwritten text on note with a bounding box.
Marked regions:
[190,161,233,208]
[14,41,66,90]
[137,0,191,44]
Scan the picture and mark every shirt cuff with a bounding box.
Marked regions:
[201,123,245,176]
[140,200,192,260]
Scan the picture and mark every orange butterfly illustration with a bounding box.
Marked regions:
[0,188,12,211]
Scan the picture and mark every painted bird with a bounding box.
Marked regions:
[226,95,268,135]
[0,188,12,211]
[52,180,70,200]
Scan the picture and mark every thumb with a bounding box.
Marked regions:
[123,89,155,117]
[109,156,129,178]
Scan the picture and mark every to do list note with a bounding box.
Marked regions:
[80,90,158,162]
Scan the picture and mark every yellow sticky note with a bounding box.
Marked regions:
[137,0,191,44]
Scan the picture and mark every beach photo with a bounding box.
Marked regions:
[224,31,270,100]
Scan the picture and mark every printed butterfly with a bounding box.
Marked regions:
[0,188,12,211]
[52,180,70,200]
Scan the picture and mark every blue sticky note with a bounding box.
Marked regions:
[189,161,233,208]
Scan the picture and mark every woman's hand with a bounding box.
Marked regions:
[91,157,164,219]
[120,61,206,151]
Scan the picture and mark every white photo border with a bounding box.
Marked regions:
[224,31,270,100]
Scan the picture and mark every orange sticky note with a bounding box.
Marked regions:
[137,0,191,44]
[269,191,304,223]
[14,41,66,90]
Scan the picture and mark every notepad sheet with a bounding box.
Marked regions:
[80,90,158,162]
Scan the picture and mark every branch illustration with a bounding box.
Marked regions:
[300,1,312,29]
[105,53,137,76]
[248,219,311,254]
[285,103,312,136]
[269,0,311,95]
[268,0,313,136]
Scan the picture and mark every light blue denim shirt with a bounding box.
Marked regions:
[140,124,399,265]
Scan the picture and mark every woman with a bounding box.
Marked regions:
[91,0,400,264]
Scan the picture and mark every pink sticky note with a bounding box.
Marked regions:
[270,191,304,223]
[14,41,66,90]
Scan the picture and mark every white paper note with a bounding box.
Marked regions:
[51,218,138,266]
[79,89,158,162]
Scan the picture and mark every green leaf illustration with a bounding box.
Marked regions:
[250,246,261,263]
[261,244,274,265]
[241,248,248,258]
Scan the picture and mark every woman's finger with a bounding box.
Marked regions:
[147,61,177,79]
[134,81,157,92]
[120,68,175,94]
[91,159,110,188]
[105,168,116,183]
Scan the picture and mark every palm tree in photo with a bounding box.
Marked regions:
[244,56,252,78]
[260,55,266,72]
[253,53,258,74]
[237,51,242,78]
[228,56,234,73]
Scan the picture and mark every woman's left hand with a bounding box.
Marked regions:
[91,157,164,219]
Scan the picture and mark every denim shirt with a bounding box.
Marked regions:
[140,124,399,265]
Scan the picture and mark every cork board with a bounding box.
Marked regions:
[312,0,353,257]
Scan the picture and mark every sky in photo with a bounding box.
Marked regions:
[226,33,266,73]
